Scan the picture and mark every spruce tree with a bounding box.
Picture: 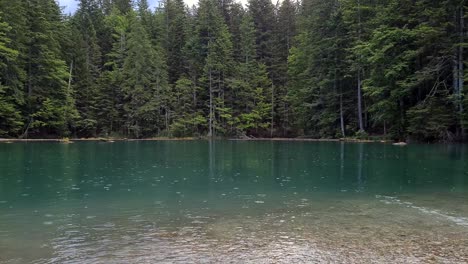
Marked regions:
[0,14,23,136]
[122,12,169,137]
[23,0,77,137]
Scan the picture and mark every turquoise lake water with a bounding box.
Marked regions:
[0,141,467,263]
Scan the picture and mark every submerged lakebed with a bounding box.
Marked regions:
[0,141,467,263]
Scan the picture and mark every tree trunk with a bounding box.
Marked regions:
[357,69,364,131]
[334,42,345,138]
[271,83,274,137]
[340,92,345,137]
[65,60,73,128]
[383,120,387,136]
[208,68,213,138]
[459,4,465,138]
[357,0,364,132]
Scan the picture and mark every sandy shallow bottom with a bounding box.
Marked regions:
[1,194,468,264]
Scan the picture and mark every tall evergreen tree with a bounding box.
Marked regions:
[229,13,272,136]
[195,0,233,136]
[0,0,464,141]
[122,12,169,137]
[69,0,103,136]
[247,0,276,71]
[0,14,23,136]
[23,0,77,137]
[165,0,188,84]
[289,0,351,137]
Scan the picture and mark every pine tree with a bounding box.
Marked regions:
[0,0,28,137]
[113,0,132,14]
[23,0,77,137]
[69,0,103,136]
[165,0,188,84]
[226,2,244,63]
[98,7,130,135]
[170,76,206,136]
[195,0,233,137]
[121,12,169,137]
[247,0,276,70]
[0,14,23,136]
[0,0,464,141]
[229,13,272,136]
[289,0,351,138]
[273,0,298,135]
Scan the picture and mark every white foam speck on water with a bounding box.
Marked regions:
[254,201,264,204]
[376,195,468,227]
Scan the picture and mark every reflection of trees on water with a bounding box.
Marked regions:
[447,144,466,192]
[340,142,345,182]
[208,139,216,201]
[209,139,215,180]
[356,143,365,192]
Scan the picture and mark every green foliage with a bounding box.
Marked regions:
[407,92,455,142]
[0,85,23,136]
[23,0,75,137]
[288,0,465,141]
[0,0,465,141]
[0,14,23,137]
[120,12,169,137]
[164,0,188,84]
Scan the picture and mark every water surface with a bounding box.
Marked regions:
[1,141,467,263]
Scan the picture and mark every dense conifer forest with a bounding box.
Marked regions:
[0,0,466,141]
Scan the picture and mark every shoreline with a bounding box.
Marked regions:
[0,137,391,143]
[0,137,196,143]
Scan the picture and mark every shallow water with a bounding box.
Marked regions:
[0,141,467,263]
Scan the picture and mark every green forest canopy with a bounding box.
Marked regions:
[0,0,466,141]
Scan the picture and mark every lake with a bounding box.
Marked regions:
[0,141,467,263]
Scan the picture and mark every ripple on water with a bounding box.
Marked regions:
[377,195,468,227]
[2,197,468,263]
